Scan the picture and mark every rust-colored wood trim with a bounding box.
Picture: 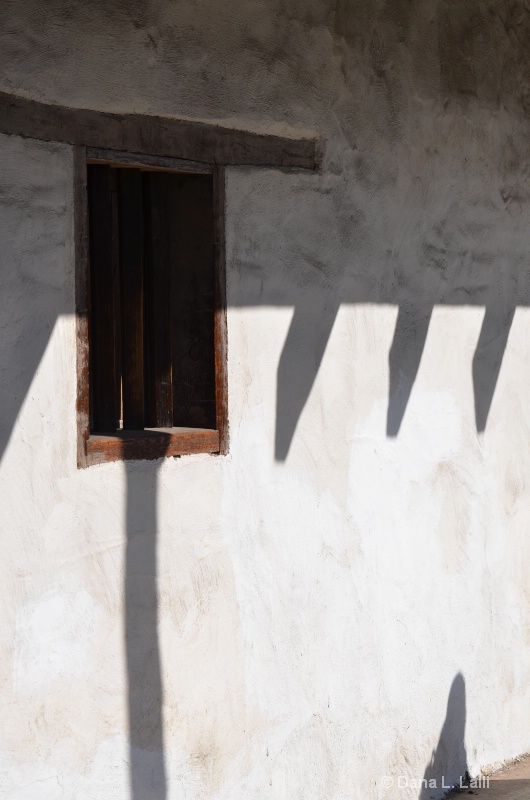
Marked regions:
[0,91,318,169]
[74,146,89,469]
[213,166,229,455]
[86,428,220,465]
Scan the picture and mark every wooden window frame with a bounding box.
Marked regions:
[74,146,228,467]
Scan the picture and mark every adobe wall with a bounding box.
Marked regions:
[2,2,530,798]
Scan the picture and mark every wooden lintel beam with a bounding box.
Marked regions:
[0,91,318,170]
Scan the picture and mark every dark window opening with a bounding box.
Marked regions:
[83,160,226,464]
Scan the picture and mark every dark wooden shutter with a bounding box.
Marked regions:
[170,174,216,429]
[143,172,174,428]
[88,164,217,436]
[118,169,145,429]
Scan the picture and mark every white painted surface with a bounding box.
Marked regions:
[2,3,530,798]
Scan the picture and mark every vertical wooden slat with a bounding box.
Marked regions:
[87,164,117,431]
[144,172,173,428]
[213,166,229,453]
[74,146,89,467]
[170,174,216,430]
[111,169,122,427]
[118,169,145,429]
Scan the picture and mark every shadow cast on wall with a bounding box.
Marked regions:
[270,0,530,459]
[125,461,168,800]
[387,302,516,439]
[272,291,518,459]
[419,673,468,800]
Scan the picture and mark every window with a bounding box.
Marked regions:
[76,150,228,466]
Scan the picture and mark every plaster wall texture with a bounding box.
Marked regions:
[2,1,530,799]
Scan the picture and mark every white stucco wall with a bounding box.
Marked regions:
[2,2,530,799]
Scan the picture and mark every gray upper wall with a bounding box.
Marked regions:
[2,0,530,131]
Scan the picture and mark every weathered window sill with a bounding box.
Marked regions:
[85,427,220,466]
